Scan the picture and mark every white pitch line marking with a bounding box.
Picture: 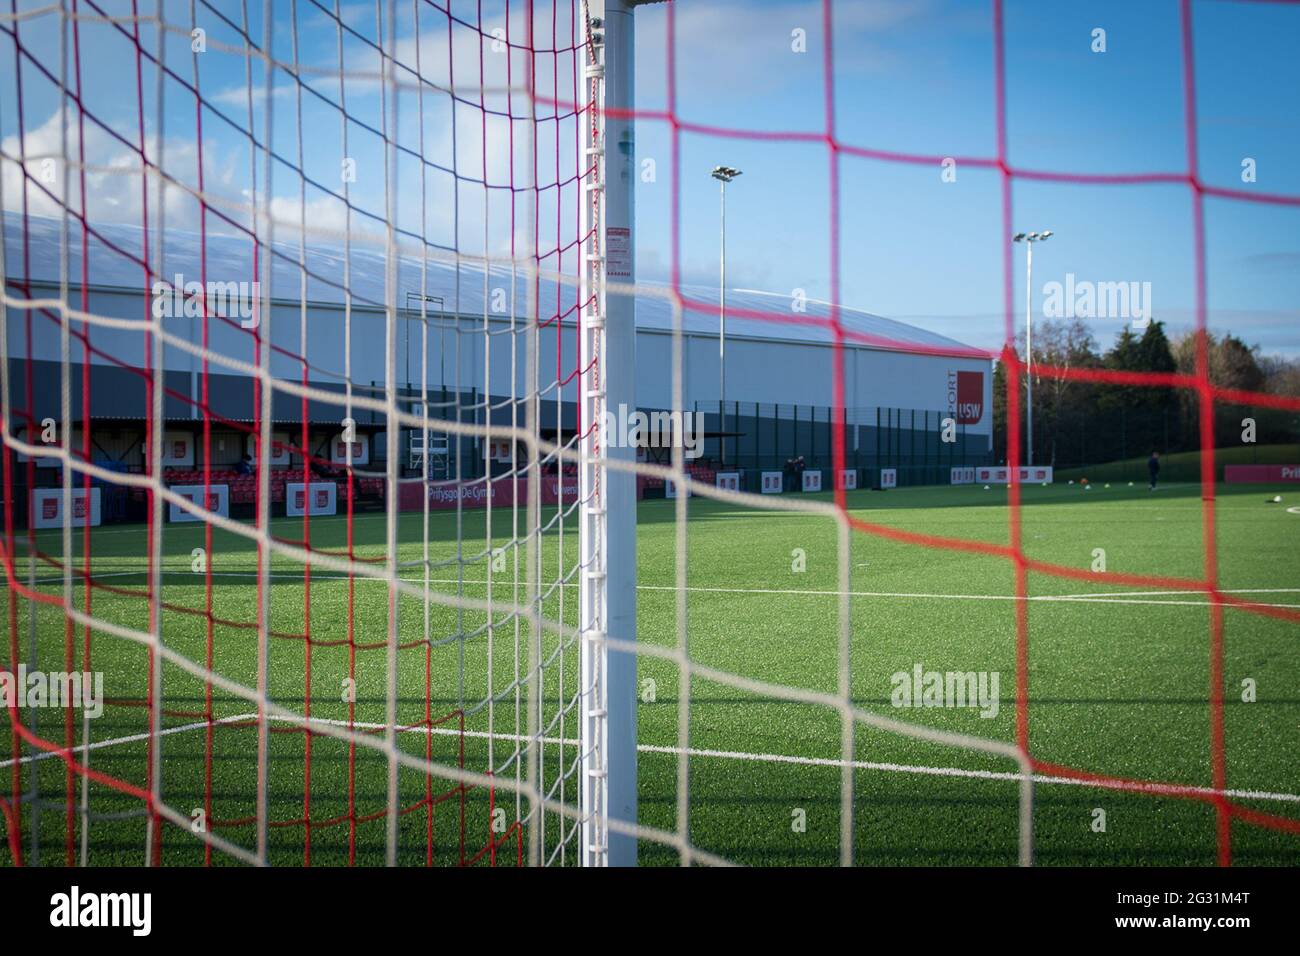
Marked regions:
[635,743,1300,805]
[16,571,1300,609]
[0,713,257,769]
[8,714,1299,806]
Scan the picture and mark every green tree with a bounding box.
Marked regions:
[1032,318,1100,466]
[1171,330,1264,390]
[1098,325,1143,412]
[1171,330,1269,447]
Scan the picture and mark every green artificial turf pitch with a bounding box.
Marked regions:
[2,480,1298,866]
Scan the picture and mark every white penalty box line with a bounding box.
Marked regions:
[7,712,1298,807]
[18,568,1300,611]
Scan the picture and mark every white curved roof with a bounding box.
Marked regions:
[6,214,982,357]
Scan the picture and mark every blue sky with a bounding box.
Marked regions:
[633,0,1300,356]
[2,0,1297,357]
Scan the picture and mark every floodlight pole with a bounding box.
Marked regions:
[711,166,741,465]
[1013,231,1051,468]
[720,177,726,464]
[1025,239,1034,469]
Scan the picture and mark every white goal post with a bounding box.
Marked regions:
[580,0,639,868]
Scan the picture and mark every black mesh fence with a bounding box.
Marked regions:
[694,401,993,490]
[996,398,1300,483]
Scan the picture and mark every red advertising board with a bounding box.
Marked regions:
[1224,464,1300,483]
[398,476,584,511]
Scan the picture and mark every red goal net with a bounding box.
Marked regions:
[2,0,1299,869]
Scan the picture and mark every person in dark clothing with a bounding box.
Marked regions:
[234,454,254,476]
[1147,450,1160,490]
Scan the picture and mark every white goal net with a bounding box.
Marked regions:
[0,0,1047,869]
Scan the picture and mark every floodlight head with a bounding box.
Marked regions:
[1039,230,1053,239]
[1013,232,1026,242]
[711,165,742,182]
[1027,231,1039,240]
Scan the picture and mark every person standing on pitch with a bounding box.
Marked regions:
[1148,450,1160,490]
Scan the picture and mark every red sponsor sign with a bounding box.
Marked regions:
[1224,464,1300,483]
[183,491,221,511]
[398,476,584,511]
[294,490,305,509]
[42,498,59,519]
[956,371,983,425]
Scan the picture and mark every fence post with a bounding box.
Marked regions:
[893,408,899,476]
[810,403,816,466]
[775,403,780,465]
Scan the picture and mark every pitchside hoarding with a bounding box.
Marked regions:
[286,482,338,517]
[168,484,230,522]
[880,468,897,489]
[1224,465,1300,483]
[397,475,582,511]
[802,470,822,492]
[950,467,976,485]
[716,472,740,491]
[32,487,101,529]
[666,479,691,498]
[977,466,1054,483]
[761,471,783,494]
